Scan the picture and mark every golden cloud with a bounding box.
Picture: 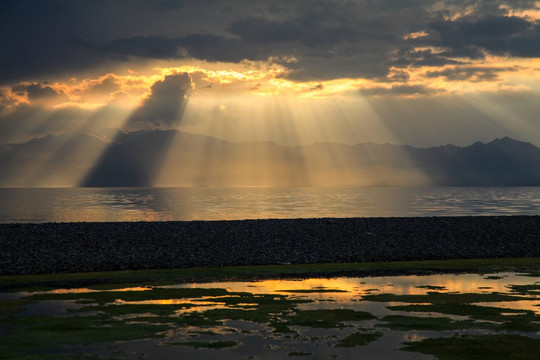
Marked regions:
[2,53,539,114]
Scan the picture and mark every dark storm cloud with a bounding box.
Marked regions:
[11,83,67,102]
[229,15,359,46]
[442,0,538,14]
[226,2,430,79]
[1,0,539,84]
[0,0,222,84]
[426,66,519,82]
[180,34,258,62]
[427,15,540,58]
[0,1,99,84]
[84,34,257,63]
[149,0,188,10]
[95,36,184,59]
[392,47,464,68]
[126,73,192,130]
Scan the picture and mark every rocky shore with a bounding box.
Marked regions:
[1,216,539,275]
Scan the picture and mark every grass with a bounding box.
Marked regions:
[2,257,540,292]
[2,314,169,359]
[402,334,540,360]
[377,315,490,331]
[287,309,376,328]
[388,303,535,321]
[508,283,540,295]
[169,340,238,349]
[362,292,527,304]
[386,303,540,331]
[288,351,311,356]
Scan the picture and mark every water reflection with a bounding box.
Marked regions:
[6,271,540,360]
[175,272,535,299]
[1,186,539,223]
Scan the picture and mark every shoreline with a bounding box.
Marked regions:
[1,216,539,275]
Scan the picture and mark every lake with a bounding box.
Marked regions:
[0,186,539,223]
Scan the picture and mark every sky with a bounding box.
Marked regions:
[1,0,540,148]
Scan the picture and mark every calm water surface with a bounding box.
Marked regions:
[0,187,539,223]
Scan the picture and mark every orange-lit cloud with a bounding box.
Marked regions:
[1,50,539,117]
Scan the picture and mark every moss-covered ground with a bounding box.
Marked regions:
[402,334,540,360]
[2,256,539,292]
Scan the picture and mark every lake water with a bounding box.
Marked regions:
[0,187,539,223]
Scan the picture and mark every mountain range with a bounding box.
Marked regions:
[1,129,539,187]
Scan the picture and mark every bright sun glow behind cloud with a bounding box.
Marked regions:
[4,52,538,114]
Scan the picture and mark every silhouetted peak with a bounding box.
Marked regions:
[469,140,485,148]
[487,136,524,146]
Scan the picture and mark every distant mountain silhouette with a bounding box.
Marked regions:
[1,130,539,187]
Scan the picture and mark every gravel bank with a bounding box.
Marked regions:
[1,216,539,275]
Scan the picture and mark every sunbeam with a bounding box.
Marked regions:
[80,73,193,187]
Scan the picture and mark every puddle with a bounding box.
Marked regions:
[18,299,84,316]
[2,271,540,359]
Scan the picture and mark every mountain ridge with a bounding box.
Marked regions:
[1,130,539,187]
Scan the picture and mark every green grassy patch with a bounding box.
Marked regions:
[2,314,168,359]
[363,292,526,304]
[192,293,311,308]
[508,283,540,296]
[0,298,32,319]
[377,315,489,331]
[402,334,540,360]
[3,257,540,292]
[388,303,533,321]
[170,340,238,349]
[335,331,383,347]
[288,351,311,356]
[287,309,376,328]
[387,303,540,331]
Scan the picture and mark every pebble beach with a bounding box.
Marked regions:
[1,216,539,275]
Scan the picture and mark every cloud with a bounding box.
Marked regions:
[126,73,193,130]
[149,0,188,10]
[11,83,67,102]
[96,36,184,59]
[427,15,540,58]
[360,84,440,97]
[1,0,539,86]
[392,47,464,68]
[426,66,519,82]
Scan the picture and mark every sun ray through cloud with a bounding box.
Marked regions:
[1,0,540,189]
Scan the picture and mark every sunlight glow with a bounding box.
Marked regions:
[403,31,429,40]
[500,2,540,20]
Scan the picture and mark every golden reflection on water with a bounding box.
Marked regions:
[24,286,152,296]
[175,272,533,297]
[164,272,540,315]
[26,272,540,315]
